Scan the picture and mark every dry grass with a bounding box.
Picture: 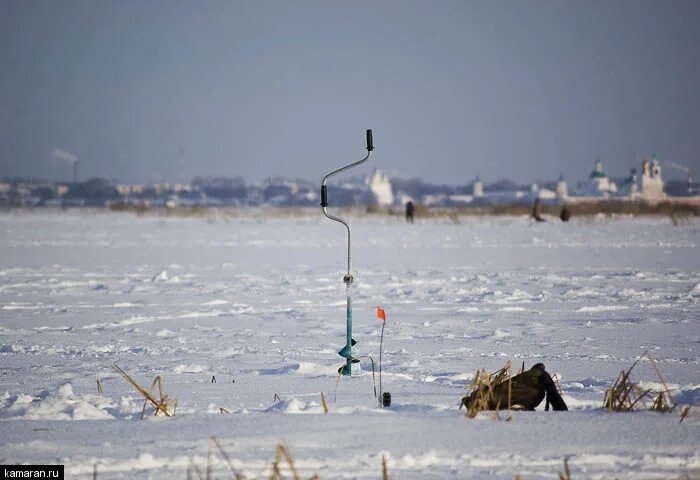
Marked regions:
[357,200,697,221]
[210,437,245,480]
[112,365,177,418]
[334,355,378,402]
[193,440,388,480]
[187,436,246,480]
[412,200,700,220]
[102,199,700,223]
[269,443,302,480]
[516,458,574,480]
[603,352,675,412]
[558,200,699,218]
[679,406,691,423]
[320,392,329,414]
[462,361,513,420]
[558,458,572,480]
[670,210,693,226]
[108,201,151,215]
[679,401,700,424]
[604,365,643,412]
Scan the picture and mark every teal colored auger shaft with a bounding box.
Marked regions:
[343,288,352,375]
[321,129,374,376]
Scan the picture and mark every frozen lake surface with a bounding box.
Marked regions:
[1,209,699,479]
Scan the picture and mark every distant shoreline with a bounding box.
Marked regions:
[1,199,698,220]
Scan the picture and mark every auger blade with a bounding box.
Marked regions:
[338,345,352,359]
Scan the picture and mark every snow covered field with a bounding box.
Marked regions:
[1,209,699,479]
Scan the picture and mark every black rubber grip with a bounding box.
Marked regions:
[321,185,328,207]
[366,129,374,151]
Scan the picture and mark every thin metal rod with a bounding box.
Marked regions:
[379,317,386,405]
[323,150,372,185]
[321,207,352,275]
[345,284,352,374]
[321,150,371,275]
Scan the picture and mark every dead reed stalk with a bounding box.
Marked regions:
[320,392,329,414]
[462,361,513,420]
[645,352,674,412]
[188,439,406,479]
[188,457,205,480]
[679,406,691,423]
[679,400,700,423]
[112,365,176,418]
[334,355,378,403]
[210,436,246,480]
[269,443,301,480]
[603,352,676,412]
[558,458,572,480]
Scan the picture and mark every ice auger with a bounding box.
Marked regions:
[321,129,374,376]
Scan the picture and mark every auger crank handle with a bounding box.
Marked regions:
[366,129,374,152]
[320,185,328,208]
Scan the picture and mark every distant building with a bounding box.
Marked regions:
[581,158,617,197]
[472,177,483,197]
[116,184,146,195]
[619,168,639,197]
[366,169,393,206]
[639,156,665,200]
[537,188,557,200]
[556,175,568,199]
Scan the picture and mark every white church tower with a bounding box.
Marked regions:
[586,158,617,196]
[640,156,665,200]
[472,176,483,197]
[556,175,568,200]
[366,169,394,206]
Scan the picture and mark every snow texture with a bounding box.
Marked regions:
[0,210,699,479]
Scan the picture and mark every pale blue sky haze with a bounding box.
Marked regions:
[1,0,699,184]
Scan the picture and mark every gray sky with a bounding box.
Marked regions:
[2,0,699,185]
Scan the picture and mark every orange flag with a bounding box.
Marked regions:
[376,307,386,321]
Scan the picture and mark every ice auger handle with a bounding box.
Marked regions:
[320,184,328,207]
[366,129,374,152]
